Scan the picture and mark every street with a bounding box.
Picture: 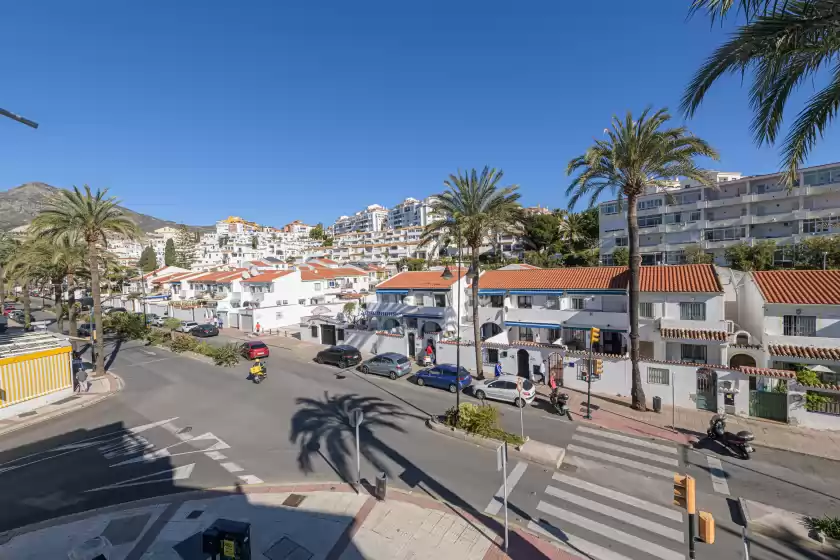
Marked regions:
[1,300,838,558]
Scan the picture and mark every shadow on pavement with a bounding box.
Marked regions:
[718,521,837,560]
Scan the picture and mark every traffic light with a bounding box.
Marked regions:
[673,474,696,513]
[699,511,715,544]
[593,359,604,378]
[590,327,600,345]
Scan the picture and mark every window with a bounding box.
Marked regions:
[601,255,615,266]
[298,298,306,305]
[670,192,700,206]
[311,325,318,338]
[406,317,418,329]
[328,281,336,288]
[681,344,707,363]
[638,215,663,228]
[314,282,322,291]
[803,216,840,234]
[519,327,534,342]
[545,296,560,310]
[571,297,585,310]
[704,226,746,242]
[602,203,619,215]
[615,237,628,247]
[783,315,816,337]
[434,293,447,307]
[689,211,701,222]
[637,199,663,211]
[337,329,345,341]
[517,296,533,309]
[680,302,706,321]
[490,295,504,308]
[548,328,561,342]
[647,367,670,385]
[485,348,499,364]
[639,302,654,319]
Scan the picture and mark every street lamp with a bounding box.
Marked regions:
[0,107,38,129]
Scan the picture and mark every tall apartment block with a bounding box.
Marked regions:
[388,197,440,229]
[333,204,390,235]
[599,162,840,266]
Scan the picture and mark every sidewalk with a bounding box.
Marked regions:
[0,482,580,560]
[0,373,121,438]
[537,385,840,461]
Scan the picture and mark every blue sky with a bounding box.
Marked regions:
[2,1,839,227]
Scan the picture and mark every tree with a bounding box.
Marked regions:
[0,233,18,309]
[397,257,426,271]
[251,235,258,250]
[30,185,140,375]
[322,236,334,247]
[612,247,629,266]
[523,213,560,254]
[342,301,357,321]
[138,246,157,272]
[309,223,325,240]
[724,240,777,271]
[557,210,595,249]
[566,108,718,410]
[683,244,714,265]
[164,238,176,266]
[174,225,196,268]
[683,0,840,186]
[421,167,524,379]
[794,236,840,269]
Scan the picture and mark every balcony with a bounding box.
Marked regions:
[805,181,840,196]
[664,220,707,233]
[665,200,706,212]
[659,317,728,334]
[706,216,748,228]
[701,239,744,250]
[504,306,628,331]
[751,213,793,225]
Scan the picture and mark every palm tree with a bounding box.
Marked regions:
[683,0,839,186]
[30,186,140,375]
[566,108,718,410]
[0,233,18,309]
[557,210,594,249]
[421,167,524,379]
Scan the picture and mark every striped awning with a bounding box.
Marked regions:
[565,290,625,295]
[506,320,562,329]
[375,289,409,294]
[364,310,401,317]
[509,290,564,296]
[478,289,507,295]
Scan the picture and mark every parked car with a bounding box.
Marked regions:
[138,313,159,325]
[471,374,536,407]
[314,345,362,368]
[77,323,94,337]
[151,315,168,327]
[241,341,269,359]
[360,352,412,380]
[191,324,219,338]
[11,310,25,323]
[105,307,128,315]
[175,321,199,333]
[415,364,472,393]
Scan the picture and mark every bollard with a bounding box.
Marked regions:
[375,472,387,501]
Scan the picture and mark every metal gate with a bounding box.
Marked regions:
[228,312,240,329]
[696,368,718,411]
[548,352,564,386]
[749,390,788,422]
[321,324,337,346]
[240,313,253,333]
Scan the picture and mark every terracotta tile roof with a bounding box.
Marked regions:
[241,270,294,283]
[300,267,367,281]
[660,328,728,342]
[375,268,467,290]
[740,366,840,391]
[769,344,840,362]
[478,264,721,293]
[191,269,246,283]
[150,273,179,285]
[753,270,840,305]
[311,258,338,265]
[249,260,269,267]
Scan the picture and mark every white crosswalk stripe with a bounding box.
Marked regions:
[532,425,686,560]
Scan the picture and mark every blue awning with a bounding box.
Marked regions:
[375,289,409,294]
[478,289,507,295]
[143,294,170,300]
[564,290,625,295]
[509,290,564,296]
[404,312,444,319]
[506,320,562,329]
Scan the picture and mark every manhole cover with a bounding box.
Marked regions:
[186,510,204,520]
[282,494,306,508]
[558,463,578,473]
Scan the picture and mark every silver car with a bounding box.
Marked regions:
[472,374,536,407]
[360,352,412,380]
[175,320,198,333]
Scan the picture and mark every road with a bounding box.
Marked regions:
[0,299,837,559]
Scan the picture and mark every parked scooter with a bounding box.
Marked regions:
[549,388,571,419]
[706,413,755,459]
[249,360,267,384]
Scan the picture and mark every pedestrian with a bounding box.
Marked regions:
[218,317,223,329]
[212,316,218,328]
[75,367,89,393]
[255,322,261,334]
[538,360,547,385]
[425,343,434,366]
[494,362,502,378]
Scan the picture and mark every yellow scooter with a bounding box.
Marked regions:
[249,359,267,384]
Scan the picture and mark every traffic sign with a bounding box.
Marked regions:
[516,377,524,393]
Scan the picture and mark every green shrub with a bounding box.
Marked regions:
[211,343,241,367]
[163,317,182,332]
[444,403,524,446]
[106,313,148,340]
[194,341,214,356]
[146,329,169,346]
[169,334,199,353]
[806,515,840,540]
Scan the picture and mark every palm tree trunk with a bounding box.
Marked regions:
[89,244,106,375]
[53,279,64,333]
[470,252,484,379]
[67,274,78,338]
[0,266,5,309]
[627,196,646,411]
[22,282,31,330]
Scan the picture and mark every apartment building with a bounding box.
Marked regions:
[333,204,389,235]
[387,197,441,229]
[599,162,840,266]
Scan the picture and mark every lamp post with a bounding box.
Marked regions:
[0,107,38,129]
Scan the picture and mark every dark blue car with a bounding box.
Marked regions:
[415,364,472,393]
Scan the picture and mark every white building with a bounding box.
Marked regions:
[333,204,389,235]
[388,197,440,229]
[598,162,840,266]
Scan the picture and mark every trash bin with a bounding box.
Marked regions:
[202,519,251,560]
[652,396,662,413]
[375,472,387,501]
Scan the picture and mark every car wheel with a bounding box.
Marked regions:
[388,371,397,380]
[417,377,425,387]
[448,384,457,393]
[339,360,347,369]
[475,390,486,400]
[514,397,524,408]
[361,365,369,374]
[315,356,323,364]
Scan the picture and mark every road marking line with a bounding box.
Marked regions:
[527,520,634,560]
[122,358,172,367]
[484,461,527,515]
[238,475,264,484]
[143,350,157,356]
[536,501,684,560]
[572,435,679,466]
[220,462,244,473]
[551,472,683,522]
[577,425,678,454]
[85,464,195,492]
[566,445,676,478]
[205,451,227,461]
[544,485,684,542]
[706,455,730,495]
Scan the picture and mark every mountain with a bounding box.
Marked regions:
[0,182,213,234]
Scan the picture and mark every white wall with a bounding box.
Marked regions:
[788,382,840,431]
[764,303,840,341]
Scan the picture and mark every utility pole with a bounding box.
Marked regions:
[585,328,600,419]
[0,107,38,129]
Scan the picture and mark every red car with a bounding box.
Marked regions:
[241,341,269,360]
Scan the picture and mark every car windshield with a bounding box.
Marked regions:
[396,357,409,364]
[522,380,534,391]
[250,343,267,349]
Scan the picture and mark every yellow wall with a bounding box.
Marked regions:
[0,346,73,408]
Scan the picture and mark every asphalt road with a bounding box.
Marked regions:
[1,299,837,558]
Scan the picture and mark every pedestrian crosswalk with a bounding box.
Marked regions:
[529,425,686,560]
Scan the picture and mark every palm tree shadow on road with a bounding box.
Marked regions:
[289,391,555,559]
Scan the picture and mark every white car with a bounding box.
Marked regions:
[175,321,198,333]
[471,374,536,407]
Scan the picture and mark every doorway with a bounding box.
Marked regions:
[729,354,756,368]
[321,324,337,346]
[408,332,415,359]
[548,352,564,387]
[517,349,530,378]
[696,368,718,411]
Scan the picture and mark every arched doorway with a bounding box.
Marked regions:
[382,318,401,331]
[729,354,756,368]
[517,349,530,378]
[422,321,442,336]
[480,322,502,340]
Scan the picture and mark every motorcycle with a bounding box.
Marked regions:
[549,389,571,419]
[249,361,267,384]
[706,413,755,459]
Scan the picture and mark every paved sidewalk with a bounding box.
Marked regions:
[537,385,840,460]
[0,373,121,437]
[0,482,579,560]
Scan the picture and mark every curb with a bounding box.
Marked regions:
[0,372,124,438]
[425,417,565,469]
[737,497,752,529]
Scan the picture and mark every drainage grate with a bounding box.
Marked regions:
[51,396,81,406]
[185,510,204,520]
[282,494,306,508]
[17,411,37,418]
